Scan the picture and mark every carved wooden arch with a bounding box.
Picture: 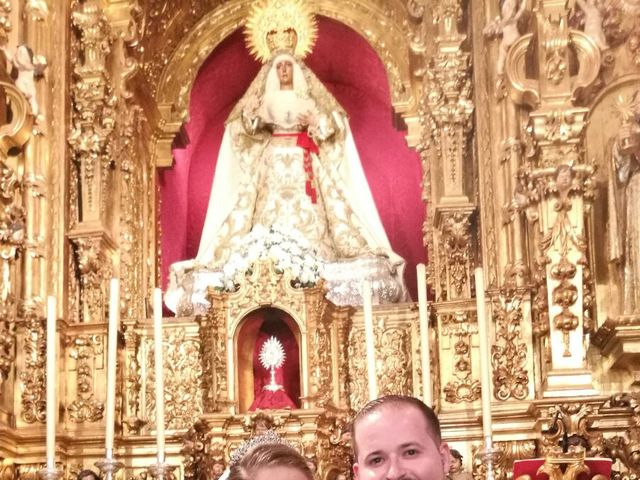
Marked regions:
[150,0,418,167]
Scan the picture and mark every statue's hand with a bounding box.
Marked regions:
[297,110,318,129]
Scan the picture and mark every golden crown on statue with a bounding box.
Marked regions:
[245,0,318,63]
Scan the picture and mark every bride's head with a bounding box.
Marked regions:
[228,442,313,480]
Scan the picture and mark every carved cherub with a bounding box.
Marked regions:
[4,44,47,120]
[483,0,528,76]
[575,0,608,51]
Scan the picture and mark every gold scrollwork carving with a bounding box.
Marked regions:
[19,299,46,424]
[67,334,105,423]
[600,393,640,479]
[182,420,226,480]
[439,212,473,300]
[515,163,595,354]
[0,199,25,389]
[198,303,228,413]
[69,0,118,231]
[0,459,15,480]
[376,319,413,397]
[15,464,49,480]
[316,408,352,480]
[442,311,481,403]
[123,329,146,434]
[308,314,332,405]
[539,403,604,455]
[146,328,202,430]
[348,327,367,410]
[70,236,113,324]
[491,294,529,401]
[531,448,602,480]
[117,107,145,320]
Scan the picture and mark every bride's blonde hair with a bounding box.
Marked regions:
[228,442,313,480]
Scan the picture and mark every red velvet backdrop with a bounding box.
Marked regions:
[159,16,426,307]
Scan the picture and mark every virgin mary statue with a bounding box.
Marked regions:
[165,1,407,315]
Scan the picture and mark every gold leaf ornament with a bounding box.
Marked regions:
[245,0,318,63]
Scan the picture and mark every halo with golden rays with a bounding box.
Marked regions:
[245,0,318,63]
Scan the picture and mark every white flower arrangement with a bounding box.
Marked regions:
[216,224,324,292]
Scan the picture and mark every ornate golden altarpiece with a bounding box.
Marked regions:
[0,1,640,480]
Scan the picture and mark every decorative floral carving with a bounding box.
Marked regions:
[122,329,146,434]
[316,408,352,480]
[70,236,111,323]
[185,423,226,479]
[146,328,202,430]
[67,334,105,423]
[72,1,112,71]
[117,108,145,321]
[376,320,413,397]
[19,300,46,424]
[442,311,481,403]
[491,294,529,401]
[539,403,604,455]
[543,15,569,84]
[198,304,227,413]
[0,202,25,388]
[515,162,595,354]
[309,314,332,405]
[601,393,640,479]
[437,212,474,301]
[348,327,367,411]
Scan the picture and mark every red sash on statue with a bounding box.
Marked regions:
[272,132,318,204]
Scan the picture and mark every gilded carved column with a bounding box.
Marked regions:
[423,0,478,410]
[505,0,601,396]
[424,0,475,301]
[67,0,117,324]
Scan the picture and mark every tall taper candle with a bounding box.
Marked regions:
[362,280,378,400]
[46,296,57,470]
[153,289,166,464]
[475,268,493,439]
[417,264,432,406]
[227,337,235,403]
[105,279,119,459]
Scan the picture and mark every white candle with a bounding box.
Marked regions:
[45,296,56,470]
[140,337,147,422]
[362,280,378,401]
[153,288,166,464]
[417,264,432,406]
[105,278,119,459]
[475,268,493,440]
[227,337,235,404]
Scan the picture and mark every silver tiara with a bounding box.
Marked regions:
[229,429,290,467]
